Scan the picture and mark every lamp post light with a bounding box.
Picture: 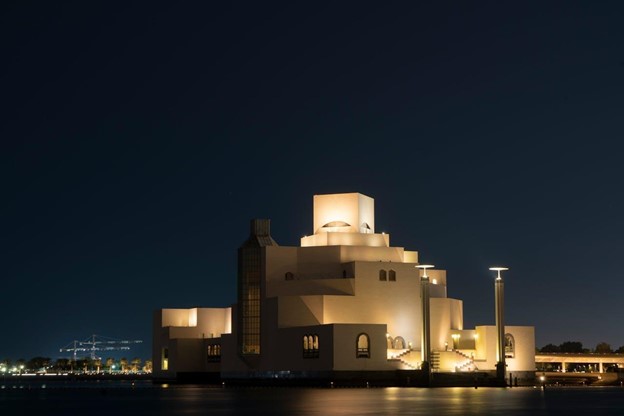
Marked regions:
[490,266,508,383]
[416,264,434,383]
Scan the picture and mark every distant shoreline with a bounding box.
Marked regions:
[1,373,151,381]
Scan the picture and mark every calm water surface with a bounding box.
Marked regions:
[2,380,624,415]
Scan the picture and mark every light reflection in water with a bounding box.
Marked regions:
[1,384,623,415]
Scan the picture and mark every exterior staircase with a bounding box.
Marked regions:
[431,351,440,371]
[453,350,478,372]
[387,349,419,370]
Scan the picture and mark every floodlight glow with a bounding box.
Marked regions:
[489,267,509,280]
[416,264,435,278]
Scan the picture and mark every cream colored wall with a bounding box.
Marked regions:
[474,325,535,372]
[450,299,463,330]
[404,251,419,263]
[270,279,355,298]
[424,269,447,286]
[339,245,403,262]
[153,307,232,378]
[357,193,375,233]
[313,193,374,234]
[293,246,343,276]
[266,244,412,285]
[332,324,391,371]
[269,325,335,372]
[263,246,299,283]
[161,307,231,338]
[264,244,460,357]
[301,232,389,248]
[430,298,464,351]
[321,262,422,350]
[505,326,536,372]
[161,308,194,327]
[475,325,497,368]
[278,295,324,327]
[197,308,231,337]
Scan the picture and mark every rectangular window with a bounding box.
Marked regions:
[162,347,169,370]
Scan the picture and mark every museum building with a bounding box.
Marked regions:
[152,192,535,384]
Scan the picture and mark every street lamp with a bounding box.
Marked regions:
[490,266,508,382]
[416,264,435,382]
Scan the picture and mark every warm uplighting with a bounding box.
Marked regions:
[451,333,460,350]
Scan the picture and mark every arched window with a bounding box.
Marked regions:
[393,336,406,349]
[357,333,370,358]
[207,344,221,362]
[505,333,515,358]
[379,270,387,281]
[303,334,319,358]
[389,270,396,281]
[343,270,347,278]
[285,272,294,281]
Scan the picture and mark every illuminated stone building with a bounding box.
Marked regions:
[153,192,535,384]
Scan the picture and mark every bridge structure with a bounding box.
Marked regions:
[536,353,624,385]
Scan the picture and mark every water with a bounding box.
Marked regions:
[2,381,624,415]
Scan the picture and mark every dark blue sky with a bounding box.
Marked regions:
[2,1,624,360]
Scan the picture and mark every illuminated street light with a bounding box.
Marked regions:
[490,266,508,383]
[416,264,435,384]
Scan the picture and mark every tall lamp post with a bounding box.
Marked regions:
[490,266,508,383]
[417,264,434,383]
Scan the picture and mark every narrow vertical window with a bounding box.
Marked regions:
[389,270,396,281]
[357,333,370,358]
[379,270,387,281]
[162,347,169,370]
[303,334,319,358]
[207,344,221,362]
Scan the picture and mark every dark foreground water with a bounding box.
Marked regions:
[2,380,624,415]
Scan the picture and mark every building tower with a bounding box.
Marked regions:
[237,219,278,359]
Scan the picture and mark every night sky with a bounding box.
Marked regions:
[2,1,624,361]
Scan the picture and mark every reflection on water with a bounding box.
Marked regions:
[2,382,624,415]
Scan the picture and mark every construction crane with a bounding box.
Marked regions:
[60,334,143,361]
